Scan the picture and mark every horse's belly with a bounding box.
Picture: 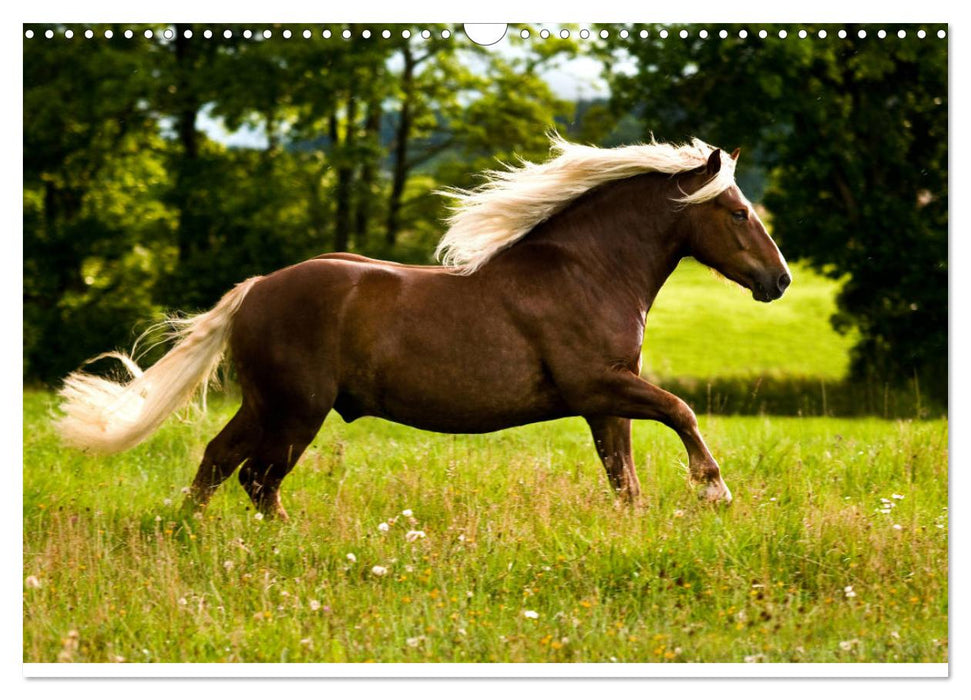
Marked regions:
[337,364,567,434]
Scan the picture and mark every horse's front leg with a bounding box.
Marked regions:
[581,370,732,504]
[586,416,641,503]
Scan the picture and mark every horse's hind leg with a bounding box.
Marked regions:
[185,403,263,511]
[238,405,329,521]
[586,416,641,503]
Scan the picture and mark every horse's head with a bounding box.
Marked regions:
[679,149,791,302]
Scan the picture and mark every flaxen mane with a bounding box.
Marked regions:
[435,133,737,273]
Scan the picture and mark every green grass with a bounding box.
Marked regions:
[23,392,947,663]
[643,260,855,380]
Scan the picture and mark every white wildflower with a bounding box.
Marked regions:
[25,575,41,589]
[309,599,321,611]
[893,524,903,530]
[839,639,859,651]
[844,585,857,598]
[254,512,264,521]
[377,522,390,532]
[523,610,539,619]
[405,530,426,542]
[346,553,357,563]
[402,509,413,517]
[673,509,685,518]
[371,565,388,576]
[223,560,234,571]
[892,493,905,500]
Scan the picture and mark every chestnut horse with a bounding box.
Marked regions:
[57,136,790,520]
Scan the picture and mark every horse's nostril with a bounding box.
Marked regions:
[778,273,791,293]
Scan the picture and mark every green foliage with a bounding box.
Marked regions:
[23,24,578,384]
[605,24,948,402]
[23,392,948,662]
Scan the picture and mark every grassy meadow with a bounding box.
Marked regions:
[23,261,947,665]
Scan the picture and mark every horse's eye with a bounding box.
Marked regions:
[732,209,749,222]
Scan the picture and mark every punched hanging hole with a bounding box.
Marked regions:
[382,29,391,39]
[464,24,507,46]
[283,29,292,39]
[858,29,867,38]
[719,29,728,38]
[342,29,351,39]
[620,29,629,39]
[25,29,34,38]
[898,29,907,38]
[917,29,926,38]
[85,29,93,39]
[421,29,430,39]
[799,29,807,38]
[738,29,747,39]
[938,29,946,38]
[699,29,708,39]
[243,29,251,39]
[540,28,550,39]
[263,29,272,39]
[323,29,332,38]
[185,29,194,38]
[163,29,173,39]
[818,29,827,38]
[758,29,767,38]
[520,29,530,39]
[124,29,133,38]
[579,29,590,39]
[224,29,232,39]
[640,29,649,38]
[679,29,688,38]
[203,29,212,38]
[778,29,787,38]
[303,29,311,39]
[838,29,847,38]
[64,29,74,39]
[363,29,372,39]
[44,29,53,38]
[144,29,153,39]
[878,29,886,39]
[441,29,451,39]
[601,29,610,39]
[659,29,668,38]
[559,29,570,39]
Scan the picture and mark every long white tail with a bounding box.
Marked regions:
[55,277,261,454]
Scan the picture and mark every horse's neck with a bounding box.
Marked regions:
[510,175,686,309]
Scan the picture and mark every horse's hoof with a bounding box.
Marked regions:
[700,479,733,505]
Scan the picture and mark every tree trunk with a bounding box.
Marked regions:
[385,45,415,249]
[353,99,383,250]
[174,23,201,263]
[332,96,358,252]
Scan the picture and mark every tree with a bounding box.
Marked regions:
[605,24,948,404]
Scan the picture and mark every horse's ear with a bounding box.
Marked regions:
[730,147,741,161]
[706,149,722,176]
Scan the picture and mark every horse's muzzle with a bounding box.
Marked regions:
[753,271,791,302]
